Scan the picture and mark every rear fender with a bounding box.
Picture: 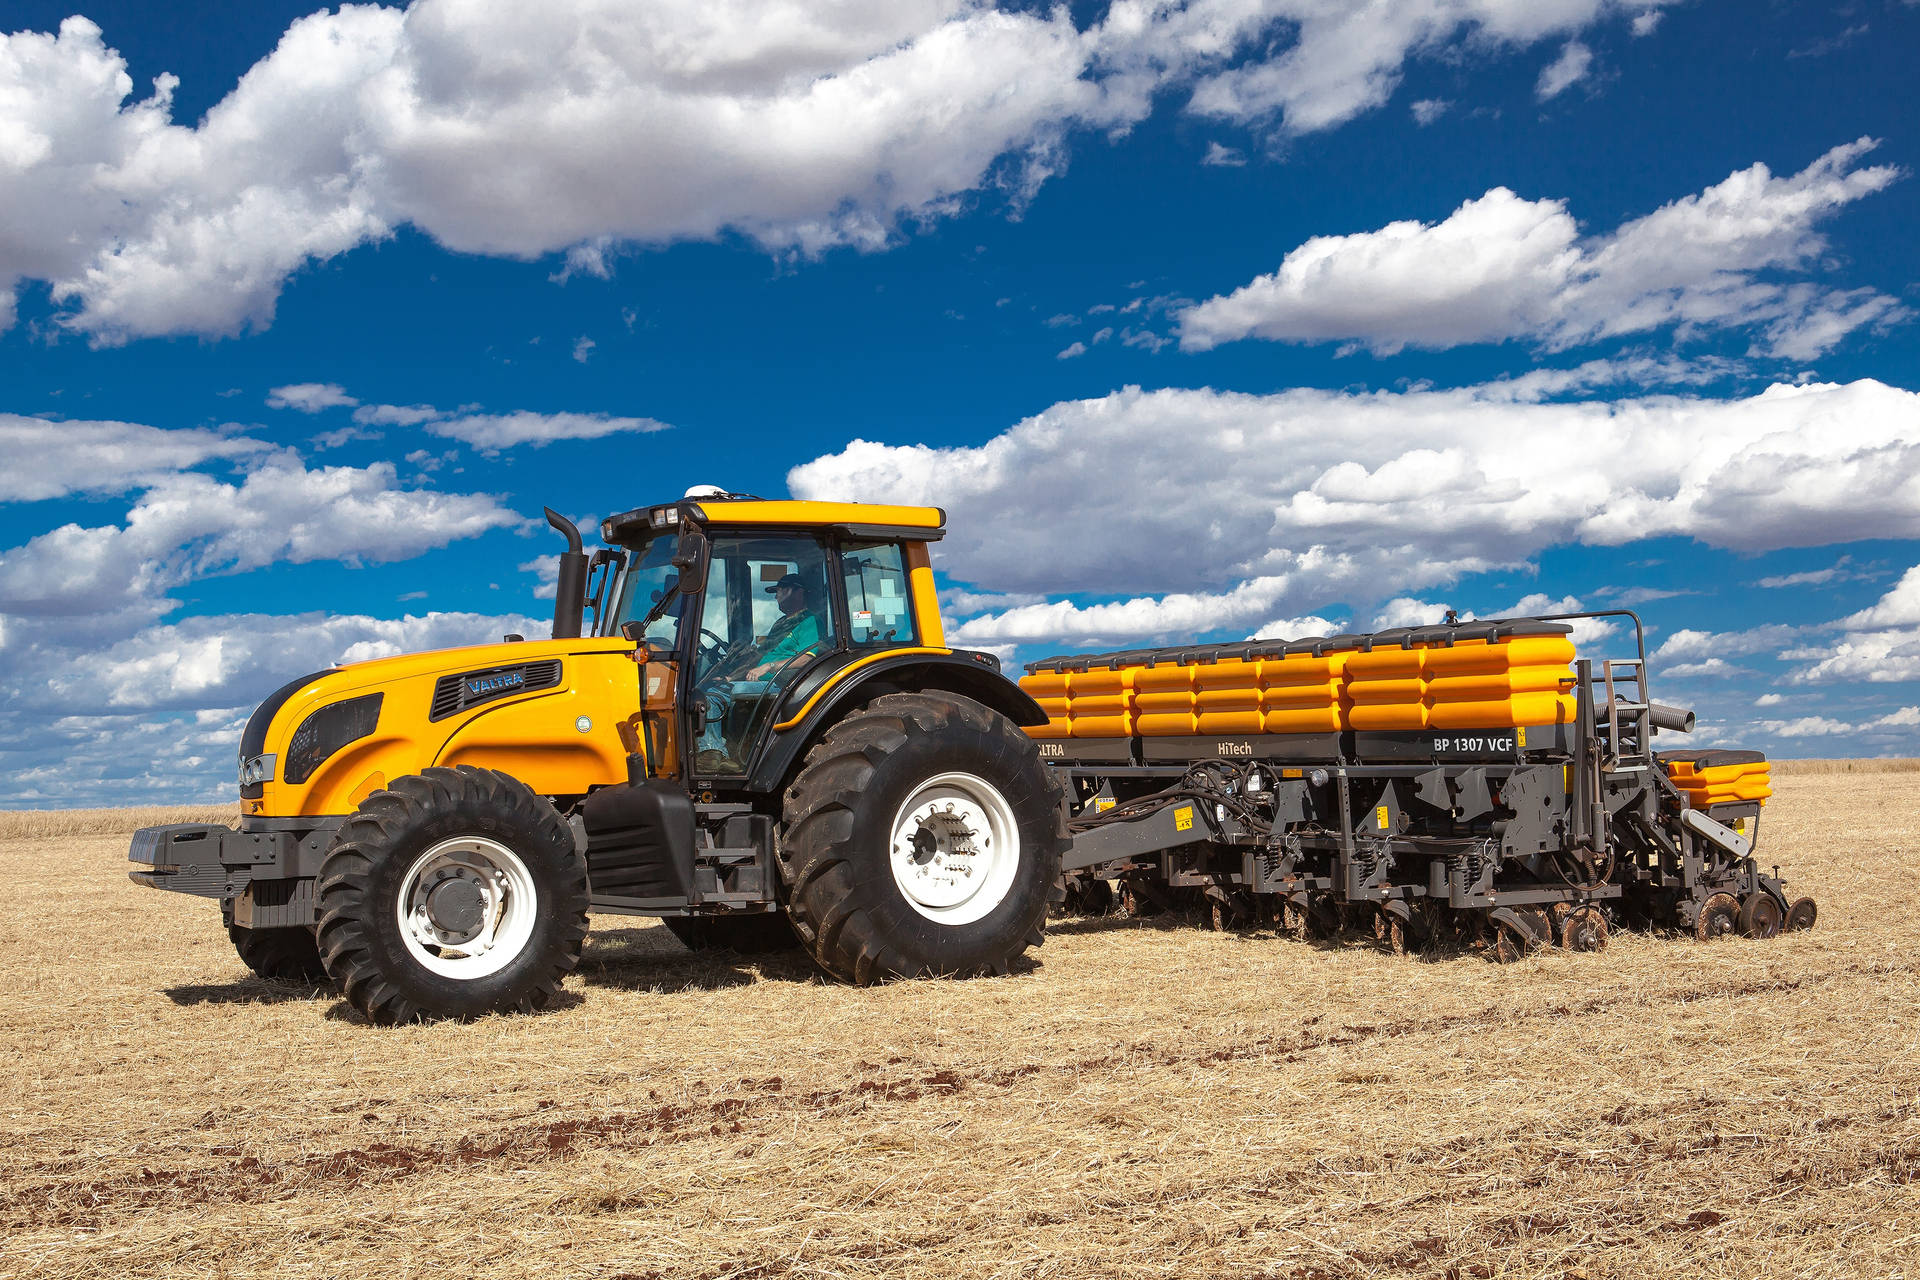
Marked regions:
[745,651,1048,795]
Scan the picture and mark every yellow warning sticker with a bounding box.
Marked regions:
[1376,805,1390,829]
[1095,797,1115,812]
[1174,807,1194,832]
[1517,726,1528,748]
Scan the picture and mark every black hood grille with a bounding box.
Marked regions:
[430,660,563,721]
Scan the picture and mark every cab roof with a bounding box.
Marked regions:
[601,496,945,546]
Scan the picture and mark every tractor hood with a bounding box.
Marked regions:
[239,636,640,819]
[288,636,631,699]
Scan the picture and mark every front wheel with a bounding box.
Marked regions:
[223,901,328,982]
[316,767,589,1024]
[779,692,1067,984]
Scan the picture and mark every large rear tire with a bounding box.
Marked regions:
[316,767,589,1024]
[778,692,1067,984]
[223,901,328,982]
[663,913,799,954]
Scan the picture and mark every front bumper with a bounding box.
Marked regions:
[129,824,271,899]
[128,818,344,912]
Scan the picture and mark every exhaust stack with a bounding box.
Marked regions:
[545,507,588,640]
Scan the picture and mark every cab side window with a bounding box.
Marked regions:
[839,541,917,649]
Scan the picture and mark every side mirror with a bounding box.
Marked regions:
[584,547,624,635]
[671,531,709,595]
[620,620,648,644]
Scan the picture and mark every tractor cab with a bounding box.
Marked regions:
[596,496,955,787]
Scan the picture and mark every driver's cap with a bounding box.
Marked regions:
[766,573,805,594]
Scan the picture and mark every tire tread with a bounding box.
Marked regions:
[778,691,1067,985]
[316,765,587,1024]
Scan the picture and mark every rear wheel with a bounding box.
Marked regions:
[1785,897,1818,932]
[316,767,589,1024]
[663,913,798,953]
[223,902,327,981]
[779,692,1066,984]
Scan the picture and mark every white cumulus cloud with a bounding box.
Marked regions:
[0,415,270,502]
[1170,0,1672,133]
[0,6,1117,342]
[1787,565,1920,684]
[276,389,675,450]
[0,458,521,618]
[794,377,1920,654]
[1535,40,1593,100]
[352,402,443,427]
[1838,564,1920,629]
[266,382,359,412]
[2,2,1681,342]
[797,376,1920,592]
[1178,140,1905,358]
[425,411,671,453]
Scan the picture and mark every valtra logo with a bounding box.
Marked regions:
[466,670,527,697]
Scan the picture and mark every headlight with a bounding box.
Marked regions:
[284,694,383,785]
[238,754,276,786]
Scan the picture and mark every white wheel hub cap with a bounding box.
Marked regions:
[888,772,1021,926]
[396,836,537,979]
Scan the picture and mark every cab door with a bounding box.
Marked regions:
[688,534,838,777]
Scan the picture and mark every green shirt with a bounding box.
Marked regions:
[760,610,824,666]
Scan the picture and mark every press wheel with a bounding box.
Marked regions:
[1695,892,1740,941]
[1371,906,1408,956]
[1559,904,1609,953]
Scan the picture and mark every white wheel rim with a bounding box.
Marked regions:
[887,771,1022,926]
[395,836,538,979]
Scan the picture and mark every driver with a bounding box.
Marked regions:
[694,572,825,772]
[747,573,823,677]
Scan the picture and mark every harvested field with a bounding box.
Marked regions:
[0,805,238,841]
[3,771,1917,1279]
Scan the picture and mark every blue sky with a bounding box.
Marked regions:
[2,0,1919,805]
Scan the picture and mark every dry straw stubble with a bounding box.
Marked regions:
[1,768,1916,1278]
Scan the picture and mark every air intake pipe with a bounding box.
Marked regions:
[1648,702,1696,733]
[1599,699,1696,733]
[545,507,588,640]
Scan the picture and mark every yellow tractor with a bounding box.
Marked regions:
[129,495,1067,1023]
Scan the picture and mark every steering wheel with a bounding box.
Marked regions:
[698,630,760,685]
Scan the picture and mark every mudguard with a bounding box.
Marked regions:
[746,650,1049,794]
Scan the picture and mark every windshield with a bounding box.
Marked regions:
[607,534,683,643]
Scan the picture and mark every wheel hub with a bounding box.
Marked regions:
[425,877,486,936]
[894,803,984,906]
[887,773,1022,925]
[396,836,536,978]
